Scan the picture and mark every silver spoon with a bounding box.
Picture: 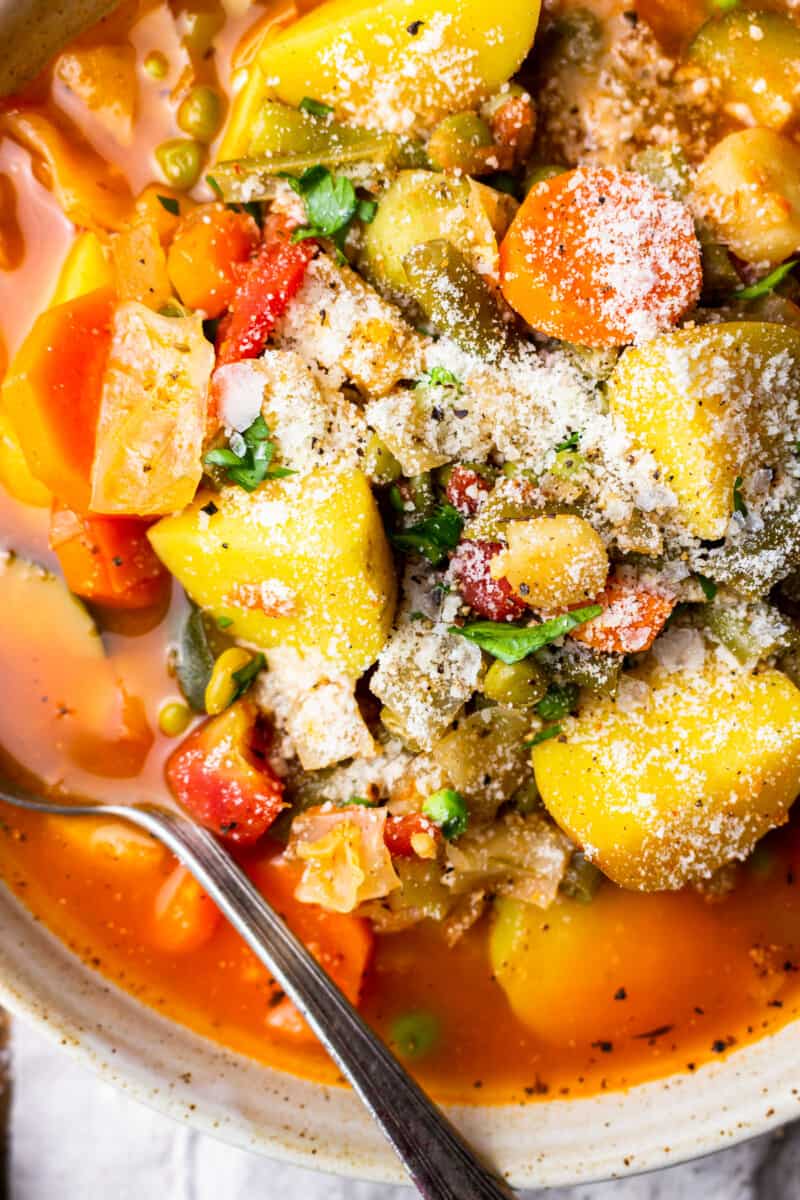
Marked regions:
[0,788,518,1199]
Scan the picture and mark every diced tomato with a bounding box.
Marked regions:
[166,203,260,318]
[571,575,676,654]
[384,812,441,858]
[49,501,169,608]
[3,288,114,512]
[216,228,315,368]
[151,863,221,954]
[248,853,373,1043]
[451,539,527,621]
[445,465,492,516]
[166,701,286,845]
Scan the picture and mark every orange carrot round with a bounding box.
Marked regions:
[166,202,259,318]
[499,166,702,347]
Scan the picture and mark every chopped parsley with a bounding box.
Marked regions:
[206,174,224,198]
[525,724,563,748]
[204,415,294,491]
[299,96,334,118]
[696,574,717,601]
[734,259,797,301]
[230,653,266,702]
[450,606,603,664]
[391,503,463,565]
[423,788,468,839]
[554,430,581,452]
[157,194,180,215]
[216,615,234,629]
[284,165,376,256]
[732,475,747,517]
[419,366,463,392]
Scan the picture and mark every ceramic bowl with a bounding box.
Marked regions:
[1,1,799,1188]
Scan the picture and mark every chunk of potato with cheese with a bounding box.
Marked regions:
[149,469,396,676]
[490,514,609,610]
[533,659,800,890]
[251,0,540,135]
[607,322,800,539]
[90,302,213,516]
[691,130,800,267]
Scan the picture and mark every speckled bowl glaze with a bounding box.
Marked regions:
[2,1,800,1188]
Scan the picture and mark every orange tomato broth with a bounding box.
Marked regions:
[2,0,800,1108]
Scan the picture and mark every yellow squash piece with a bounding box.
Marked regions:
[490,889,721,1043]
[607,322,800,540]
[533,660,800,890]
[252,0,541,133]
[149,469,396,676]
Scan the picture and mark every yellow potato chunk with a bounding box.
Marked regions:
[692,129,800,266]
[254,0,541,133]
[607,322,800,539]
[149,469,396,676]
[50,230,114,306]
[490,888,720,1043]
[489,514,608,609]
[533,660,800,890]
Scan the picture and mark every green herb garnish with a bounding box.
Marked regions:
[230,652,266,702]
[299,96,334,118]
[285,165,375,255]
[696,574,717,601]
[525,724,563,748]
[535,682,578,722]
[342,795,376,807]
[732,475,747,517]
[734,259,798,301]
[206,174,223,198]
[420,366,463,391]
[157,194,180,215]
[450,606,603,664]
[204,414,295,491]
[554,430,581,452]
[216,615,234,629]
[391,503,463,565]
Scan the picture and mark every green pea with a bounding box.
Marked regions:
[364,434,401,485]
[390,1011,440,1060]
[483,659,547,708]
[158,701,192,738]
[156,138,204,190]
[177,86,223,143]
[144,50,168,80]
[422,788,468,840]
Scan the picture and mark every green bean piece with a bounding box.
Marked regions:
[178,86,223,143]
[402,239,513,364]
[510,776,541,814]
[390,1011,440,1060]
[156,138,204,190]
[427,112,493,173]
[693,496,800,597]
[483,659,548,708]
[560,851,603,903]
[422,788,469,839]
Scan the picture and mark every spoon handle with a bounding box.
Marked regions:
[118,804,517,1200]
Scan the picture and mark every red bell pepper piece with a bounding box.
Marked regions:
[384,812,441,858]
[216,227,315,367]
[445,464,492,516]
[49,501,169,609]
[166,701,286,845]
[451,539,527,622]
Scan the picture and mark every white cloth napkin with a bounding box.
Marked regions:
[9,1019,796,1199]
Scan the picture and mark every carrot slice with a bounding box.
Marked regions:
[49,501,168,608]
[571,575,676,655]
[166,202,259,318]
[499,166,701,347]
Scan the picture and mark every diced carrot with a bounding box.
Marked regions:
[166,702,286,845]
[249,854,374,1043]
[499,166,702,347]
[3,288,115,512]
[166,202,259,318]
[571,575,676,655]
[151,863,221,954]
[49,501,169,608]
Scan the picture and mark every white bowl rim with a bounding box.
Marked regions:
[2,881,799,1189]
